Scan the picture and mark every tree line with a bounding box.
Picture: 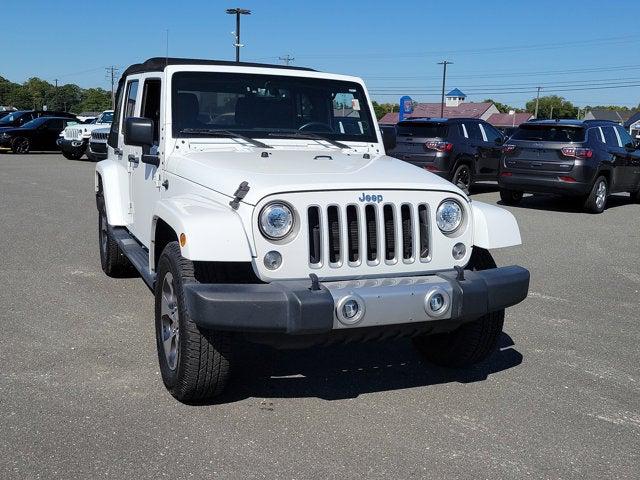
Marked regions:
[0,76,112,113]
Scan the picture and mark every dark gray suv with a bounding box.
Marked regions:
[498,119,640,213]
[385,117,506,193]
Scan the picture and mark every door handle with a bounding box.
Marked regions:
[128,154,140,164]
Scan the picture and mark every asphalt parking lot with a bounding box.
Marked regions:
[1,153,638,479]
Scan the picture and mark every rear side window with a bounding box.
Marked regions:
[480,123,502,142]
[511,125,585,142]
[464,122,484,141]
[602,126,619,147]
[397,122,448,138]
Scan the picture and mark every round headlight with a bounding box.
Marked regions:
[259,202,294,240]
[436,200,463,233]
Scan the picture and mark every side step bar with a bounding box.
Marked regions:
[108,226,156,289]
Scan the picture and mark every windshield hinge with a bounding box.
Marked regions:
[229,181,250,210]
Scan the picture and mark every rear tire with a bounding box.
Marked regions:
[452,164,472,194]
[97,190,134,276]
[413,248,505,367]
[499,188,523,205]
[155,242,232,402]
[584,176,608,213]
[11,137,30,154]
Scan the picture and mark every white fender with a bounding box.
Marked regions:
[95,160,129,226]
[151,195,253,265]
[471,201,522,249]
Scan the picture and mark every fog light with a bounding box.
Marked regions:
[336,294,365,325]
[263,251,282,270]
[424,288,450,318]
[429,293,445,311]
[452,242,466,260]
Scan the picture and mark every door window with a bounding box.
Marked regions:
[614,125,635,148]
[124,80,139,119]
[47,119,64,130]
[480,123,502,142]
[141,79,161,142]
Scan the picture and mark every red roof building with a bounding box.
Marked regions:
[486,112,534,128]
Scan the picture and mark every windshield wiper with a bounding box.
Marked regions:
[179,128,272,149]
[267,131,351,149]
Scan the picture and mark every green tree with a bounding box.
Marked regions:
[525,95,577,119]
[76,88,111,112]
[372,101,399,120]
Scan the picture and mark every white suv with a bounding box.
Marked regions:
[58,110,113,160]
[95,58,529,402]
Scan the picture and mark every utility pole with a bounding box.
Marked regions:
[106,66,119,109]
[226,8,251,62]
[279,54,295,66]
[54,79,59,110]
[534,86,542,119]
[437,60,452,117]
[549,105,554,119]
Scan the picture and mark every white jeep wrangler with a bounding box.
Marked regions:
[96,58,529,402]
[59,110,113,160]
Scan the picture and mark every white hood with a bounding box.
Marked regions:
[169,148,465,205]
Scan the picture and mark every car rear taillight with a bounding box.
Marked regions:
[502,144,517,154]
[424,141,453,153]
[500,172,513,177]
[424,164,440,172]
[561,147,593,159]
[558,176,577,183]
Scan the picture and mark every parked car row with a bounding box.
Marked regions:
[383,117,640,213]
[0,108,112,160]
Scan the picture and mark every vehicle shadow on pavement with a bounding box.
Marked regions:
[469,182,500,195]
[498,192,634,212]
[210,333,522,404]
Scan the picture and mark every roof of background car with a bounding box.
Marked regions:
[399,117,482,124]
[523,119,616,127]
[122,57,317,77]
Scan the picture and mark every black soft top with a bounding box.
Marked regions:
[121,57,316,78]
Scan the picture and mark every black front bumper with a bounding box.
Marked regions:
[184,266,529,339]
[57,138,87,153]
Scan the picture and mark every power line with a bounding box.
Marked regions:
[105,66,119,109]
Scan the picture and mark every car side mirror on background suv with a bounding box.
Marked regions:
[124,117,159,167]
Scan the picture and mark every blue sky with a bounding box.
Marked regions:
[2,0,639,109]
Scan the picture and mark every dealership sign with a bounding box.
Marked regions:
[398,96,414,122]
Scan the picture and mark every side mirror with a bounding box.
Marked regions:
[124,117,159,167]
[381,127,397,151]
[124,117,154,147]
[495,136,505,145]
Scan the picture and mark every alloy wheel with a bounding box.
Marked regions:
[160,272,180,371]
[595,180,607,210]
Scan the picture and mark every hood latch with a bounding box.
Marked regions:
[229,181,250,210]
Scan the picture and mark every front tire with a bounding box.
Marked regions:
[584,176,608,213]
[413,248,505,367]
[452,164,472,194]
[499,188,523,205]
[11,137,30,154]
[155,242,232,402]
[62,149,84,160]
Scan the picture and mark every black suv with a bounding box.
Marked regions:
[498,119,640,213]
[385,117,506,193]
[0,110,77,129]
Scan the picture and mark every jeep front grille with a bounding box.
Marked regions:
[64,128,82,140]
[91,131,109,141]
[307,203,430,267]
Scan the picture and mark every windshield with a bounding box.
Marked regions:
[97,112,114,123]
[397,122,448,138]
[20,117,48,128]
[511,125,585,142]
[171,72,377,143]
[0,112,23,124]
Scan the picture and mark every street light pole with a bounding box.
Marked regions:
[437,60,452,118]
[226,8,251,62]
[534,86,542,119]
